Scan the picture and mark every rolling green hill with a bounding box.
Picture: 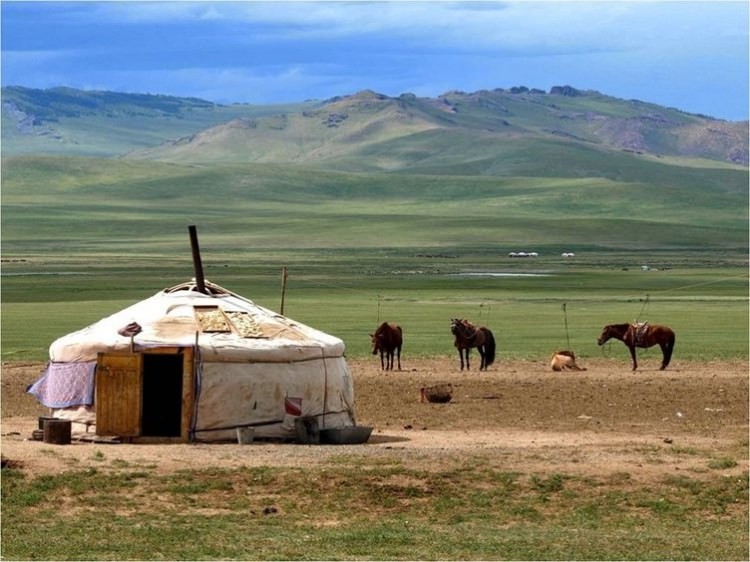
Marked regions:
[1,86,317,157]
[2,155,747,259]
[1,85,747,262]
[126,87,748,172]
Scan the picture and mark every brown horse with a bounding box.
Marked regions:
[450,318,496,371]
[597,322,676,371]
[370,322,403,371]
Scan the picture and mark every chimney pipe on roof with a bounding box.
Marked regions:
[188,225,207,294]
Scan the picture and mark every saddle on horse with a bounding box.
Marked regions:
[631,321,649,346]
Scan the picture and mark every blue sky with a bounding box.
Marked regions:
[2,1,748,120]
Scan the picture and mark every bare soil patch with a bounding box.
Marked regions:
[2,357,748,482]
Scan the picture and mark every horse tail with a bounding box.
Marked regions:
[664,330,676,367]
[483,328,496,367]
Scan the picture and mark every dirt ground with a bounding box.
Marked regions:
[2,357,748,483]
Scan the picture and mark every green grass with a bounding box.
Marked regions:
[2,462,747,560]
[2,261,747,361]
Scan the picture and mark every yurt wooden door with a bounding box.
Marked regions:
[96,347,194,442]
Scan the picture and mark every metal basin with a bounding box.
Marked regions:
[319,425,373,445]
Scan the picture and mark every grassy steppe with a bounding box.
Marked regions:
[2,257,747,361]
[1,153,747,562]
[1,156,747,361]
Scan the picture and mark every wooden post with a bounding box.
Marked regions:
[280,267,288,314]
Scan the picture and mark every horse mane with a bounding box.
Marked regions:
[454,318,478,337]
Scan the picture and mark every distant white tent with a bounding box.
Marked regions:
[29,279,356,442]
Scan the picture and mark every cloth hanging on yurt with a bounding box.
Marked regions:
[27,361,96,408]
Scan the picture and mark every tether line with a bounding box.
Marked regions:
[478,303,491,324]
[645,273,748,295]
[562,303,571,349]
[636,294,650,322]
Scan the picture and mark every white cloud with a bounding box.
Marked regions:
[57,1,748,59]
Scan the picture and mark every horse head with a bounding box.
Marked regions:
[597,324,615,345]
[450,318,464,336]
[370,332,380,354]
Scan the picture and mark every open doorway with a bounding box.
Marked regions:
[142,353,184,437]
[96,347,194,441]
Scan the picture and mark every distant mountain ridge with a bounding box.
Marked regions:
[2,85,747,169]
[1,85,316,157]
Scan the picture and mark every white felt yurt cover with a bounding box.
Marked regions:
[30,279,356,441]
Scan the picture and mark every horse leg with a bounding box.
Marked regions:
[387,350,395,370]
[380,350,386,370]
[459,349,470,370]
[658,344,667,370]
[396,346,402,371]
[628,345,638,371]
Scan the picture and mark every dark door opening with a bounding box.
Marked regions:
[142,353,183,437]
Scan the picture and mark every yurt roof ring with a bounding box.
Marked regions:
[164,279,231,296]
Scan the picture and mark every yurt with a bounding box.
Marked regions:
[28,277,358,443]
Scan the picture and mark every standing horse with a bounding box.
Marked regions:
[370,322,403,371]
[597,322,676,371]
[450,318,496,371]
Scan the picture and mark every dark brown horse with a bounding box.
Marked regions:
[371,322,403,371]
[450,318,496,371]
[597,322,676,371]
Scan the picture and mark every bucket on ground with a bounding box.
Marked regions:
[236,427,255,444]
